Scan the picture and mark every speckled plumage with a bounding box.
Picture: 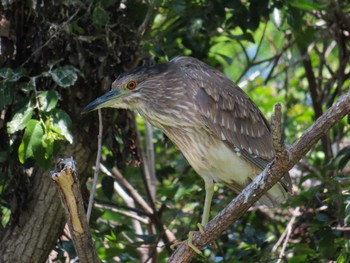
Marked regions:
[83,56,292,224]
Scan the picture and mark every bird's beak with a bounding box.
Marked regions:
[82,89,123,113]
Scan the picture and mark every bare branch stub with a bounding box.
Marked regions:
[51,158,101,263]
[271,103,284,158]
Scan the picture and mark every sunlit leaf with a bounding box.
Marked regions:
[49,65,79,88]
[290,0,329,11]
[37,90,59,112]
[50,109,73,143]
[7,106,34,134]
[0,67,26,81]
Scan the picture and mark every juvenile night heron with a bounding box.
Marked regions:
[83,56,291,228]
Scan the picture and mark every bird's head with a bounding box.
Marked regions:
[82,62,171,114]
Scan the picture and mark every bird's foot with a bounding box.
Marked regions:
[170,223,204,254]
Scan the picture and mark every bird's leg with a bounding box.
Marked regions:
[170,178,215,254]
[201,177,214,226]
[186,178,214,253]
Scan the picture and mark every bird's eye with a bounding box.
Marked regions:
[127,81,137,90]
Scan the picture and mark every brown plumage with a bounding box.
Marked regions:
[83,56,292,225]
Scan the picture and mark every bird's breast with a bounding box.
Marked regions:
[161,126,259,187]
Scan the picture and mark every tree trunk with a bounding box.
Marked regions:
[0,171,65,262]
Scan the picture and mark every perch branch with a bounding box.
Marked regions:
[51,158,100,263]
[169,91,350,262]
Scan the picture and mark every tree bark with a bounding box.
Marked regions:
[0,138,97,262]
[0,170,65,262]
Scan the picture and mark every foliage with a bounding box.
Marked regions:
[0,0,350,262]
[1,64,76,170]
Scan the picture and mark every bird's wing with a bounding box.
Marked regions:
[178,58,274,170]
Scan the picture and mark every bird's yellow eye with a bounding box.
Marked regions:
[127,81,137,90]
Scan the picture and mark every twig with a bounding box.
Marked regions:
[144,121,157,202]
[94,202,150,224]
[109,165,154,214]
[168,91,350,262]
[272,207,301,260]
[20,8,81,67]
[276,207,301,263]
[87,109,103,223]
[100,164,177,253]
[138,0,158,38]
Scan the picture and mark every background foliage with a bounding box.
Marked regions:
[0,0,350,262]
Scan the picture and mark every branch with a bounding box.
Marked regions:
[87,109,103,223]
[51,158,100,263]
[299,45,333,161]
[168,91,350,262]
[144,121,157,202]
[273,207,301,262]
[109,165,154,214]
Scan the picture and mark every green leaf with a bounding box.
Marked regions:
[337,252,349,263]
[49,65,79,88]
[50,109,73,143]
[290,0,329,11]
[37,90,59,112]
[92,6,110,27]
[0,67,26,81]
[227,32,255,43]
[42,132,55,157]
[0,81,14,110]
[69,21,85,35]
[7,107,34,133]
[18,119,44,163]
[19,81,35,92]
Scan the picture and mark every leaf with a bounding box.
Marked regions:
[69,21,85,35]
[49,65,79,88]
[272,8,283,28]
[7,106,34,133]
[37,90,59,112]
[0,81,14,110]
[42,132,55,158]
[289,0,329,11]
[0,67,26,81]
[50,109,73,143]
[18,119,44,163]
[227,32,255,43]
[336,146,350,170]
[337,253,349,263]
[19,81,35,92]
[92,6,110,27]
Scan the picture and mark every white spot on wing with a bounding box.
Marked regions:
[221,131,226,140]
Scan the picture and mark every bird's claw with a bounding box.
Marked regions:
[170,223,205,254]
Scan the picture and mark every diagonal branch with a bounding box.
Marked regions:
[169,91,350,262]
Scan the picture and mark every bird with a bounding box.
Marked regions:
[82,56,292,229]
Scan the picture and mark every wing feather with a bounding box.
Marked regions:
[176,57,274,170]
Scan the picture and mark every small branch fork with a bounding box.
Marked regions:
[168,91,350,262]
